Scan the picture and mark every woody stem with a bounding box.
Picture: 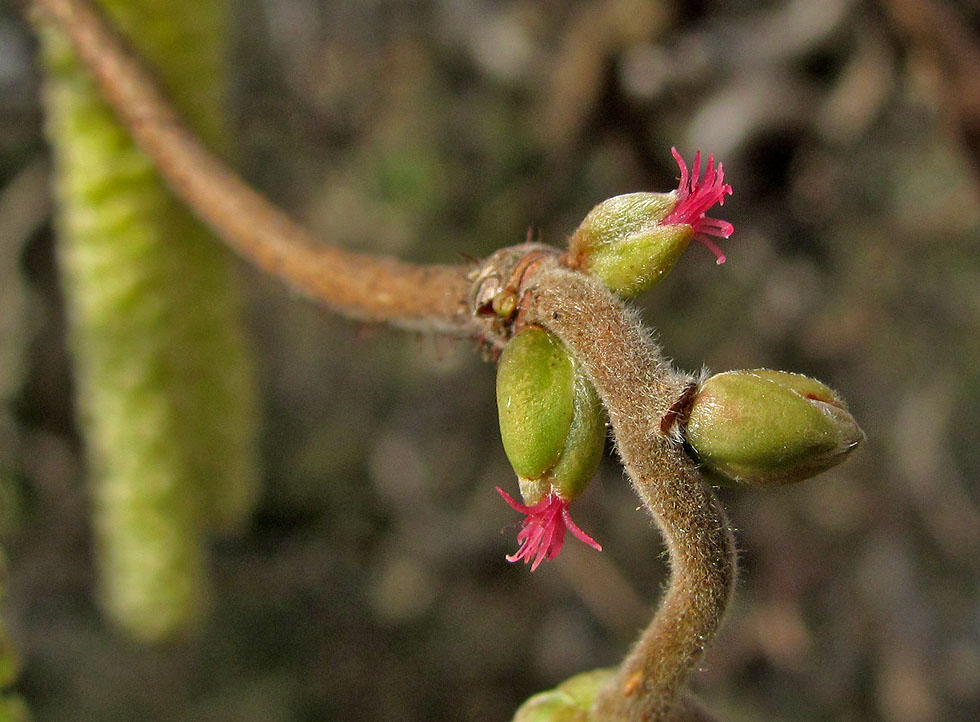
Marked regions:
[524,265,737,722]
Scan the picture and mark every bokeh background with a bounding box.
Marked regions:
[2,0,980,720]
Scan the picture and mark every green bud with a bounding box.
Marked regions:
[496,326,606,504]
[685,369,864,488]
[497,327,575,482]
[568,193,692,298]
[513,668,615,722]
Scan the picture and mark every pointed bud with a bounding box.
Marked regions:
[497,326,576,483]
[567,149,734,298]
[496,326,606,568]
[684,370,864,488]
[513,669,615,722]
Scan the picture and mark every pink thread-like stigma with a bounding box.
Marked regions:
[497,487,602,571]
[663,147,734,264]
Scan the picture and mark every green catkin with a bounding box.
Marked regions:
[39,0,259,640]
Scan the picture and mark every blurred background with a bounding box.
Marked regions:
[2,0,980,720]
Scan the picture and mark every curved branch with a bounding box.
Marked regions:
[524,265,736,721]
[29,0,480,336]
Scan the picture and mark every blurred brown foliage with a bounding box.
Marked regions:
[1,0,979,720]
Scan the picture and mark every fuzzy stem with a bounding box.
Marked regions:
[27,0,479,336]
[524,265,736,722]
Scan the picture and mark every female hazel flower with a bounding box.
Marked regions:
[566,147,734,297]
[495,326,606,571]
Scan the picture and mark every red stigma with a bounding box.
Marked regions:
[663,147,734,264]
[496,487,602,571]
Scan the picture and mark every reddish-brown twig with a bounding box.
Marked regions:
[524,265,736,721]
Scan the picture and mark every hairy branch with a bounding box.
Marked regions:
[524,265,736,721]
[29,0,480,336]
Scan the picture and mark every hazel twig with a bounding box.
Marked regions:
[523,264,736,721]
